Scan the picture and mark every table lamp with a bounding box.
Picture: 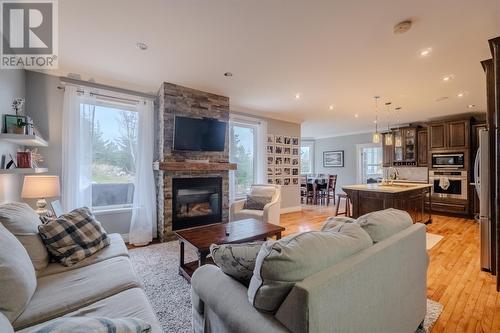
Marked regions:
[21,175,61,216]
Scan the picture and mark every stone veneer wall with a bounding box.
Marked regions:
[157,82,230,241]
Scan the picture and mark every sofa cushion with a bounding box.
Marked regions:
[16,288,162,333]
[12,256,141,330]
[38,207,110,266]
[243,195,272,210]
[24,316,151,333]
[321,216,357,231]
[233,209,264,220]
[0,311,14,333]
[248,223,373,313]
[356,208,413,243]
[37,233,128,278]
[0,202,49,271]
[0,223,37,322]
[210,241,264,285]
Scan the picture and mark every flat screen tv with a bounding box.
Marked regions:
[173,116,227,151]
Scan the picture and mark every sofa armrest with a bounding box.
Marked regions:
[230,199,246,221]
[263,200,281,225]
[191,265,288,333]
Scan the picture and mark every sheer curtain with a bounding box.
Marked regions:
[129,100,156,246]
[61,86,94,212]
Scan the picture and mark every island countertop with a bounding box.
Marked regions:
[342,183,432,194]
[342,183,432,224]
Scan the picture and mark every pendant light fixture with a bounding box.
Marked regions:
[394,107,402,147]
[372,96,381,143]
[384,102,393,146]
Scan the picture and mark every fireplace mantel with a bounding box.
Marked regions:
[159,161,237,171]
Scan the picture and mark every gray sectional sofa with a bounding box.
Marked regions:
[191,212,428,333]
[2,232,162,332]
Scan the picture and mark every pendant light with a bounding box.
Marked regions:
[394,107,402,147]
[372,96,381,143]
[384,102,393,146]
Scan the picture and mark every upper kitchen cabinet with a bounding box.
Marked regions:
[428,119,470,151]
[417,129,428,166]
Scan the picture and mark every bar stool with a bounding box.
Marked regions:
[335,193,351,217]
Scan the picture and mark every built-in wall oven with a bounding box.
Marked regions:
[429,170,468,200]
[431,153,465,169]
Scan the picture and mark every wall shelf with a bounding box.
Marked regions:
[0,168,48,174]
[0,133,48,147]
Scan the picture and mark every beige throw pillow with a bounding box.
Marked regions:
[0,202,49,271]
[248,223,373,313]
[0,223,37,322]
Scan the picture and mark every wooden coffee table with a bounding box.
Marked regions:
[174,218,285,281]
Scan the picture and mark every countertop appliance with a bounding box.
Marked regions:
[472,129,491,271]
[429,170,468,200]
[431,153,465,169]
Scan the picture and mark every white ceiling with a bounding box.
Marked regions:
[48,0,500,138]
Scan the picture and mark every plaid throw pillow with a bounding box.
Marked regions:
[38,207,110,267]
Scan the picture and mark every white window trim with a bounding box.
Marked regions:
[300,140,315,175]
[229,114,267,202]
[356,143,383,184]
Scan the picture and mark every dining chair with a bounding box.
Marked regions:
[324,174,337,206]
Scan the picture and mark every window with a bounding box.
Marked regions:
[90,104,138,210]
[300,141,315,174]
[357,143,383,184]
[229,121,257,198]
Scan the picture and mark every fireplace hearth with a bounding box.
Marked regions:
[172,177,222,230]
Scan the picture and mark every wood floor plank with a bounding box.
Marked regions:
[279,205,499,333]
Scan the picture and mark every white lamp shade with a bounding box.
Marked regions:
[21,175,61,199]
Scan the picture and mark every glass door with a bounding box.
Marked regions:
[229,122,257,199]
[357,144,383,184]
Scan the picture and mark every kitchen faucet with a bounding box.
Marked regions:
[387,167,399,184]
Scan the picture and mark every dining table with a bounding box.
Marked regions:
[306,176,328,204]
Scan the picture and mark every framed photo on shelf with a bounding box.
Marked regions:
[323,150,344,167]
[4,115,26,134]
[292,137,299,146]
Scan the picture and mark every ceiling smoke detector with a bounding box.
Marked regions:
[136,42,148,50]
[393,20,412,34]
[224,72,233,77]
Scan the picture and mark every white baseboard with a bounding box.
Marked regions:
[280,206,302,214]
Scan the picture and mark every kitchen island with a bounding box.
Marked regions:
[343,183,432,224]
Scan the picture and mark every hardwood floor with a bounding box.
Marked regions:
[280,205,500,333]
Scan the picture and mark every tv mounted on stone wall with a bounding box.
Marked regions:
[173,116,226,152]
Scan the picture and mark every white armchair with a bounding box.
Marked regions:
[229,184,281,225]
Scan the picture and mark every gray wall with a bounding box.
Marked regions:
[0,70,26,202]
[314,132,373,191]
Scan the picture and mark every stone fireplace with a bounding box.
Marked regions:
[156,82,231,241]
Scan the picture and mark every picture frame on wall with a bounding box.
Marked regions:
[275,167,283,176]
[267,167,274,176]
[292,157,299,166]
[275,146,283,154]
[283,147,291,155]
[275,136,284,144]
[267,134,274,143]
[283,157,291,165]
[323,150,344,167]
[292,168,299,176]
[292,177,299,185]
[292,147,299,156]
[268,178,274,184]
[275,156,283,165]
[292,137,299,146]
[283,178,291,186]
[267,145,274,154]
[283,167,291,176]
[284,136,291,145]
[267,156,274,165]
[275,178,283,185]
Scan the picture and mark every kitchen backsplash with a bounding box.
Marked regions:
[383,167,428,182]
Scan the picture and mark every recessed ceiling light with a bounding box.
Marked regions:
[419,48,432,57]
[224,72,233,77]
[354,114,359,118]
[393,20,412,34]
[295,93,301,100]
[136,42,148,50]
[442,74,454,82]
[467,104,476,109]
[435,96,449,102]
[329,105,334,110]
[457,91,468,98]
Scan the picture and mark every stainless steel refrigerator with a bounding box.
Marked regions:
[474,129,491,271]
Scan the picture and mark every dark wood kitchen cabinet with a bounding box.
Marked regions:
[429,123,446,149]
[428,119,470,151]
[417,129,428,166]
[382,133,393,167]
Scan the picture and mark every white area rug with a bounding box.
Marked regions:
[426,233,444,250]
[130,241,443,332]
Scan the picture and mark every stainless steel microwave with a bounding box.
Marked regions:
[431,153,465,168]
